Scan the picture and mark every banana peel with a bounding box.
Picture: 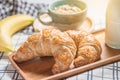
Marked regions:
[0,14,34,52]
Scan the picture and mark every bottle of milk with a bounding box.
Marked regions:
[106,0,120,49]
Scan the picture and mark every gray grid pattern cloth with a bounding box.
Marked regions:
[0,0,120,80]
[0,0,48,19]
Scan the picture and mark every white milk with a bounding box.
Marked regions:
[106,0,120,49]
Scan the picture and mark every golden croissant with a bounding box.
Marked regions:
[13,28,102,74]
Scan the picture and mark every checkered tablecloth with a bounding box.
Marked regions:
[0,0,120,80]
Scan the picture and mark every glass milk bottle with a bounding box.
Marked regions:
[106,0,120,49]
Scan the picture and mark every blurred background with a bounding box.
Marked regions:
[25,0,109,21]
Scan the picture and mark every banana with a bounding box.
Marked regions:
[0,14,34,52]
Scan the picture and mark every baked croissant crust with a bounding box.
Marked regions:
[13,28,101,74]
[66,30,102,67]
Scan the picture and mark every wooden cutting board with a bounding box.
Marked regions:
[8,30,120,80]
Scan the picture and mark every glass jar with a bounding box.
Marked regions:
[105,0,120,49]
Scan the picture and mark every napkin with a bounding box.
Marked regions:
[0,0,48,20]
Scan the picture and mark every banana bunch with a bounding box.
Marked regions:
[0,14,34,52]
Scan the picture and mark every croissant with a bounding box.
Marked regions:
[13,28,101,74]
[13,28,77,74]
[66,30,102,67]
